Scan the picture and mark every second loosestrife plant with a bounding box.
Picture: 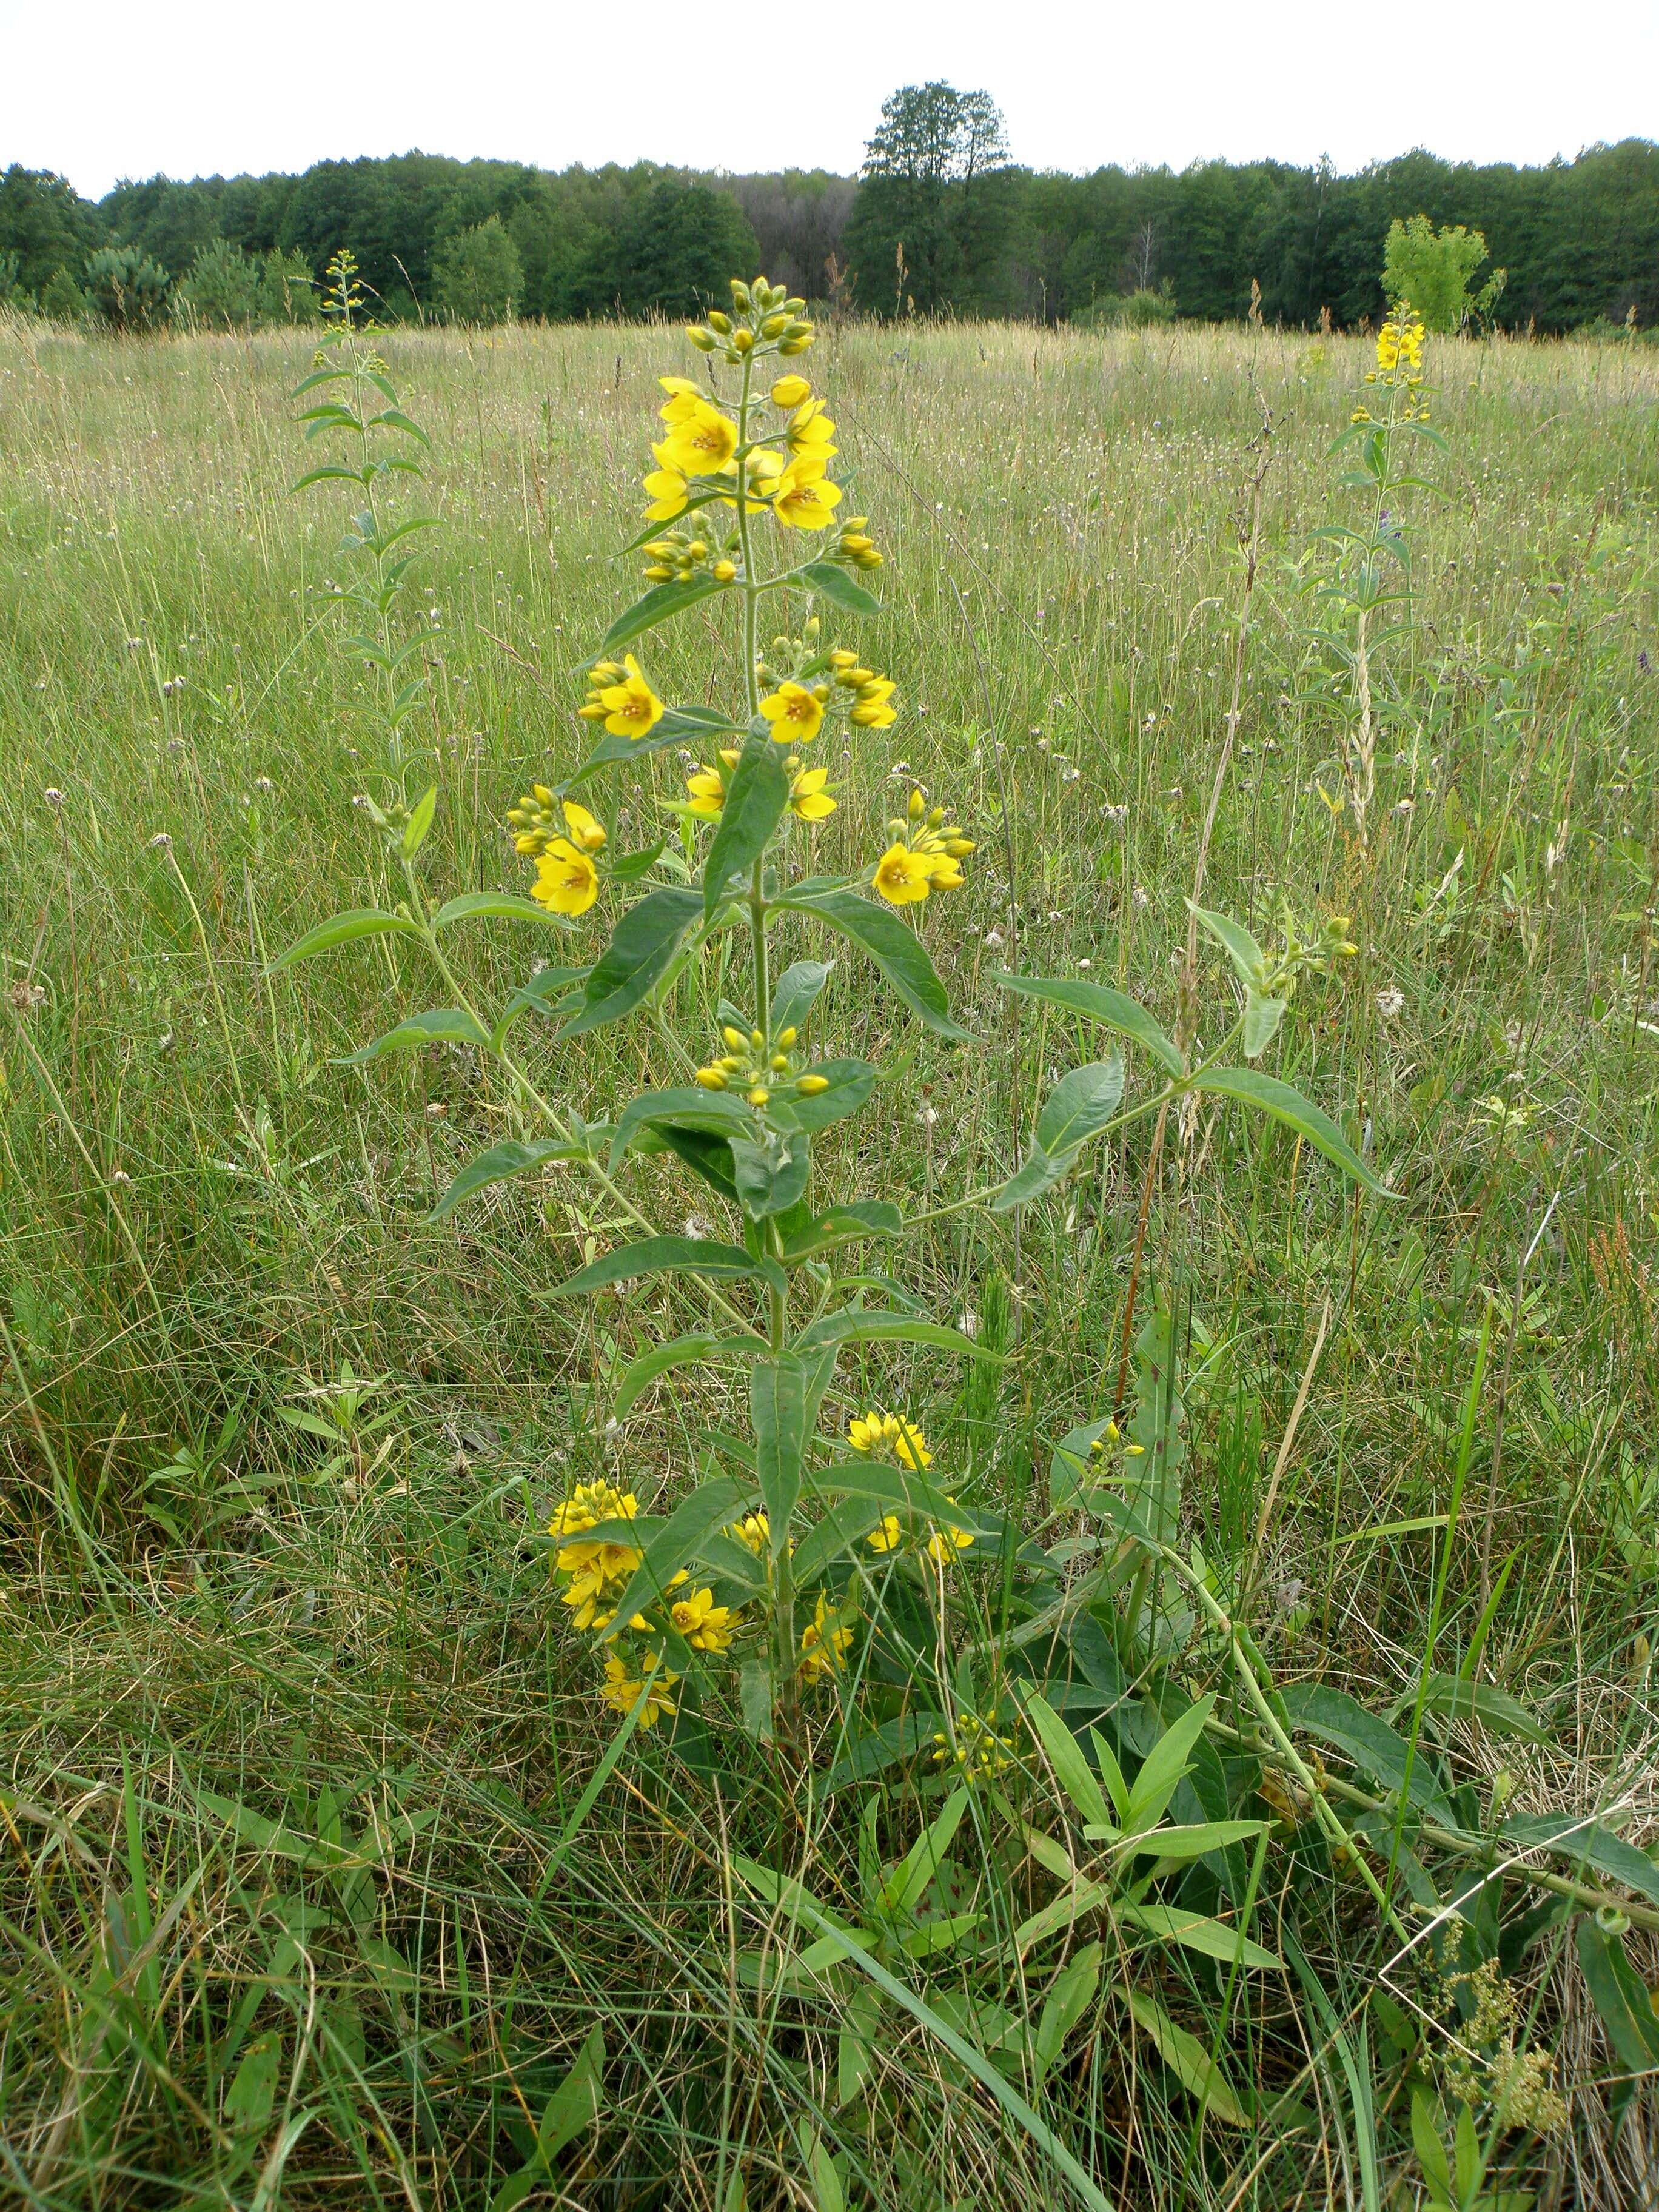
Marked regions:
[278,272,1388,1761]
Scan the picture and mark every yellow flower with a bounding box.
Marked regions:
[660,400,739,477]
[560,799,606,853]
[925,1508,976,1564]
[770,374,811,407]
[685,766,726,820]
[848,677,897,729]
[789,765,836,822]
[785,398,837,463]
[759,682,825,745]
[642,453,691,520]
[873,843,936,906]
[1376,309,1423,375]
[926,854,964,891]
[669,1586,739,1652]
[596,654,665,741]
[600,1652,677,1731]
[799,1592,853,1681]
[550,1482,643,1590]
[657,374,704,423]
[532,839,601,916]
[549,1480,637,1542]
[772,457,842,530]
[848,1411,932,1471]
[867,1513,903,1553]
[729,1511,771,1555]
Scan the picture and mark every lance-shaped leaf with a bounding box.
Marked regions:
[430,890,572,931]
[1279,1684,1454,1822]
[702,734,790,919]
[788,1498,891,1587]
[1242,987,1288,1058]
[601,1476,752,1639]
[730,1134,811,1221]
[340,1008,490,1065]
[994,971,1184,1076]
[427,1138,590,1224]
[585,575,729,663]
[770,958,834,1036]
[494,964,589,1045]
[1116,1905,1282,1971]
[795,1311,999,1360]
[1036,1054,1125,1154]
[992,1143,1068,1214]
[557,886,704,1039]
[813,1459,997,1541]
[1577,1919,1659,2073]
[551,1236,763,1295]
[798,558,881,616]
[751,1350,835,1546]
[564,705,743,789]
[1188,1066,1393,1196]
[1123,1992,1250,2127]
[768,1058,875,1133]
[779,888,973,1041]
[780,1201,903,1259]
[639,1124,740,1205]
[1187,902,1268,988]
[1501,1812,1659,1911]
[269,908,420,970]
[613,1332,769,1419]
[609,1085,755,1171]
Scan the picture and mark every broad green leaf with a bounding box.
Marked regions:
[991,1142,1069,1213]
[401,784,437,857]
[1124,1991,1250,2127]
[789,1498,891,1586]
[1280,1684,1454,1822]
[811,1460,996,1541]
[368,405,429,447]
[799,558,880,615]
[1411,2091,1455,2200]
[771,958,834,1035]
[769,1058,875,1134]
[612,1331,768,1418]
[1576,1919,1659,2073]
[824,1714,943,1792]
[340,1008,488,1065]
[1191,1066,1393,1195]
[1187,902,1267,987]
[1117,1904,1281,1970]
[702,734,789,919]
[752,1352,834,1546]
[1036,1054,1126,1155]
[557,886,703,1039]
[796,1311,997,1359]
[1096,1819,1269,1860]
[1034,1943,1102,2084]
[1502,1813,1659,1910]
[495,964,589,1039]
[647,1124,740,1205]
[551,1235,762,1295]
[427,1138,586,1224]
[1126,1693,1215,1832]
[739,1658,775,1745]
[729,1134,811,1220]
[589,575,729,660]
[886,1786,970,1912]
[1049,1417,1118,1513]
[269,907,419,970]
[1242,987,1288,1057]
[609,1085,754,1170]
[1022,1692,1113,1829]
[225,2031,281,2133]
[535,2025,605,2163]
[779,888,973,1041]
[994,971,1184,1076]
[603,1476,752,1637]
[780,1201,903,1259]
[1013,1877,1115,1952]
[431,890,571,931]
[565,705,742,789]
[1406,1672,1547,1742]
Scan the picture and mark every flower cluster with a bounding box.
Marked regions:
[1352,303,1430,424]
[549,1480,643,1631]
[850,1413,978,1564]
[686,275,815,361]
[694,1023,831,1108]
[683,748,835,828]
[871,790,974,908]
[509,791,608,917]
[930,1708,1017,1783]
[578,655,665,740]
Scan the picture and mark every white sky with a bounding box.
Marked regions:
[3,0,1654,198]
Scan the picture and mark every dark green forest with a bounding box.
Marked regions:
[3,81,1656,332]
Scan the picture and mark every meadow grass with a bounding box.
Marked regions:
[1,311,1657,2209]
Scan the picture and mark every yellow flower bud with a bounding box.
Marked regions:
[927,805,945,826]
[750,1029,765,1050]
[712,558,737,581]
[731,278,753,304]
[577,701,608,719]
[761,313,789,338]
[718,1055,745,1073]
[708,310,732,334]
[771,374,811,407]
[828,648,857,669]
[694,1067,727,1090]
[746,1085,770,1107]
[686,540,707,560]
[795,1073,830,1094]
[732,329,755,354]
[908,789,926,819]
[643,564,675,582]
[777,1027,797,1047]
[770,1053,789,1071]
[722,1026,748,1050]
[688,325,716,351]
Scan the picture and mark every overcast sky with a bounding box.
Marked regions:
[4,0,1654,198]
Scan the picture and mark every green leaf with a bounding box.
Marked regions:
[496,964,589,1039]
[824,1714,943,1792]
[1576,1919,1659,2073]
[589,576,729,661]
[1501,1814,1659,1911]
[1020,1691,1113,1830]
[994,971,1184,1076]
[401,784,438,858]
[1117,1904,1281,1970]
[1404,1672,1547,1742]
[1099,1820,1269,1860]
[780,1201,903,1259]
[269,908,419,970]
[431,891,571,931]
[730,1134,812,1221]
[815,1461,997,1544]
[368,406,430,447]
[340,1008,489,1065]
[558,886,704,1039]
[648,1124,741,1205]
[752,1353,834,1546]
[771,958,834,1035]
[1242,987,1288,1058]
[1036,1054,1126,1155]
[565,705,742,789]
[427,1138,586,1224]
[1126,1695,1215,1831]
[778,888,973,1041]
[551,1236,762,1295]
[769,1059,875,1133]
[702,735,789,919]
[799,558,880,615]
[790,1498,890,1586]
[1411,2091,1455,2200]
[796,1311,999,1360]
[613,1332,768,1418]
[1280,1684,1455,1822]
[609,1085,755,1171]
[991,1143,1068,1213]
[739,1658,776,1745]
[1190,1067,1393,1196]
[225,2031,281,2133]
[603,1476,751,1636]
[1187,902,1267,987]
[1124,1991,1250,2127]
[1033,1943,1102,2085]
[1049,1417,1118,1514]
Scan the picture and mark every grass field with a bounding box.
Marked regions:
[2,309,1658,2210]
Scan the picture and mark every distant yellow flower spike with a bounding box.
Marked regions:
[532,839,601,916]
[789,765,836,822]
[873,843,935,905]
[772,457,842,530]
[560,799,607,853]
[760,682,825,745]
[798,1591,853,1681]
[848,1410,932,1470]
[599,1652,677,1730]
[597,654,665,740]
[660,400,739,476]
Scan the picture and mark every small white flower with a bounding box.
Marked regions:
[43,788,64,807]
[683,1216,710,1241]
[110,1169,132,1186]
[1133,886,1151,910]
[1375,987,1405,1019]
[917,1106,938,1127]
[426,1102,447,1118]
[148,831,172,849]
[957,1307,980,1338]
[255,776,274,792]
[1078,957,1093,970]
[984,928,1005,948]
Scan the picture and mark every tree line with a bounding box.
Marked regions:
[2,85,1655,333]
